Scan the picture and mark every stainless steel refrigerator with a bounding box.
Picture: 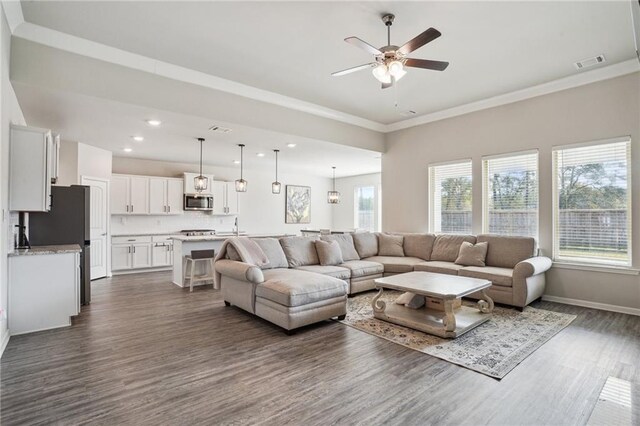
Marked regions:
[29,185,91,305]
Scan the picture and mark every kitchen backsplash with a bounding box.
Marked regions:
[111,212,237,236]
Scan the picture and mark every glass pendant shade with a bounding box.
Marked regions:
[195,137,208,193]
[235,143,247,192]
[327,166,340,204]
[272,181,281,194]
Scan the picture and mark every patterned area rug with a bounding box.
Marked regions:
[338,290,576,379]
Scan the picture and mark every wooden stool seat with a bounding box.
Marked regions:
[183,250,216,292]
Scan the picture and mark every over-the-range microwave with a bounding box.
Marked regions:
[184,193,213,211]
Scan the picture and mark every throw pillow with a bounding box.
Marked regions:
[315,240,344,266]
[321,234,360,261]
[352,232,378,258]
[455,241,489,267]
[253,238,289,269]
[378,233,405,257]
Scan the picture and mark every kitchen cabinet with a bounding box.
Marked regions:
[111,235,174,272]
[212,181,238,215]
[9,124,55,212]
[149,177,183,215]
[184,172,215,195]
[110,174,150,215]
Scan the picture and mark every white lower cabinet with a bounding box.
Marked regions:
[112,235,173,273]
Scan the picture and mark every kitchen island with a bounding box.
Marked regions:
[170,233,294,287]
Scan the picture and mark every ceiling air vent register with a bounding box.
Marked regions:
[209,125,232,133]
[574,55,606,70]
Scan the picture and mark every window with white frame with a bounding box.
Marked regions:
[553,138,631,266]
[429,160,473,234]
[354,186,377,232]
[482,151,539,238]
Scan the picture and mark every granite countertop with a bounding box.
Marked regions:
[112,232,183,237]
[9,244,82,257]
[171,233,293,242]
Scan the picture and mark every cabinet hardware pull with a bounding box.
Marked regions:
[126,205,129,212]
[131,205,134,212]
[168,205,170,213]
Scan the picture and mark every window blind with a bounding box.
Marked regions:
[483,151,538,238]
[553,139,631,265]
[429,161,472,234]
[354,186,376,232]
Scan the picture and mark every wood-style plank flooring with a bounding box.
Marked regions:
[1,272,639,425]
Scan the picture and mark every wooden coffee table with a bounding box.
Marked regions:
[373,271,494,338]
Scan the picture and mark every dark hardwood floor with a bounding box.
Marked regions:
[1,272,638,425]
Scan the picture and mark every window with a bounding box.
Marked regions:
[354,186,377,231]
[553,138,631,266]
[429,160,472,234]
[482,151,538,238]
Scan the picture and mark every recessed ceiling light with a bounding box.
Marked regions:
[287,143,296,148]
[257,153,265,157]
[233,160,240,164]
[132,136,144,142]
[145,119,162,126]
[123,148,133,153]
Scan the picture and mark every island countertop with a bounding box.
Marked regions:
[170,233,294,242]
[8,244,82,257]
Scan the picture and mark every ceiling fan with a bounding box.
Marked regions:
[332,14,449,89]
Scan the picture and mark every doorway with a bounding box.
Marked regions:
[81,176,109,279]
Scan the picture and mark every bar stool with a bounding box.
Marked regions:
[183,249,216,292]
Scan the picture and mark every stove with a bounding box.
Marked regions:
[180,229,216,237]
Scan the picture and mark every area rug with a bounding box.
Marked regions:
[338,290,576,379]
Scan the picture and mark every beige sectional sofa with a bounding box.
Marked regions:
[214,232,552,333]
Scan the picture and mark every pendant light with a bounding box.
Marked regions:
[235,144,247,192]
[272,149,281,194]
[327,166,340,204]
[194,138,208,193]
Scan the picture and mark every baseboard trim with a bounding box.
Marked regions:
[112,267,172,276]
[0,332,10,359]
[542,295,640,316]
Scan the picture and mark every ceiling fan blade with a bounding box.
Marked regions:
[404,58,449,71]
[397,28,442,55]
[381,76,395,90]
[331,63,377,77]
[345,36,382,56]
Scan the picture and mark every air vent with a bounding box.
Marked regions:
[208,125,232,133]
[399,110,417,117]
[574,55,606,70]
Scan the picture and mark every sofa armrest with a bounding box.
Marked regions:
[514,256,552,278]
[215,259,264,284]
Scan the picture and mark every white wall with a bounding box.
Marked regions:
[332,173,381,231]
[111,157,333,235]
[56,140,112,186]
[1,6,27,353]
[383,73,640,311]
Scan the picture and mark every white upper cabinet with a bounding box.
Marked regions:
[112,174,183,216]
[226,182,239,215]
[211,181,239,215]
[9,124,54,212]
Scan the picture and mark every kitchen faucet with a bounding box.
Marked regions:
[234,216,239,237]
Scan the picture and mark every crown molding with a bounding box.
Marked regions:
[385,58,640,133]
[7,7,640,135]
[1,0,24,33]
[12,21,387,133]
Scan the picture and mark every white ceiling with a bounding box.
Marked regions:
[19,1,638,125]
[13,83,381,178]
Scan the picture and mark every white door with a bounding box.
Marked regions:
[111,245,132,270]
[166,179,183,215]
[110,175,129,214]
[132,243,152,268]
[82,176,109,279]
[149,178,167,214]
[226,182,239,215]
[129,176,149,214]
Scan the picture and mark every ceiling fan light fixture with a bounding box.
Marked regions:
[388,60,406,80]
[372,64,391,83]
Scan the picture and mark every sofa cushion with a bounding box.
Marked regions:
[279,236,319,267]
[477,234,535,268]
[258,269,347,307]
[315,240,344,266]
[378,234,405,256]
[321,234,360,261]
[295,265,351,281]
[363,256,423,273]
[431,234,477,262]
[455,241,489,267]
[401,233,436,261]
[459,266,514,287]
[413,261,465,276]
[339,260,384,278]
[253,238,289,269]
[353,232,378,258]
